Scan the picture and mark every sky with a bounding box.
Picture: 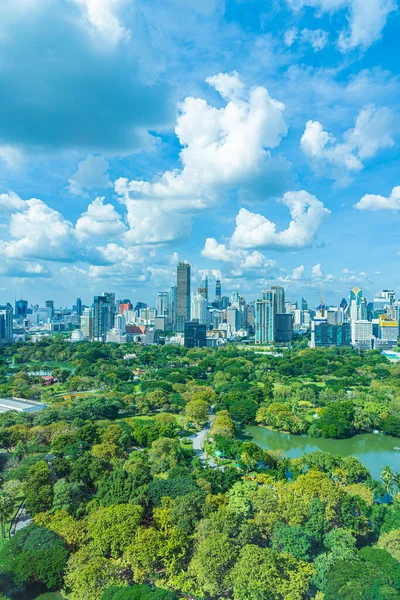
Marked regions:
[0,0,400,308]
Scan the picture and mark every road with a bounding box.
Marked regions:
[190,409,216,466]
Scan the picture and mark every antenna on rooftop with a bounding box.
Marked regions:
[320,283,325,309]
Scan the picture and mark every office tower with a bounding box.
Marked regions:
[198,274,208,301]
[0,304,13,344]
[176,262,191,332]
[220,296,230,310]
[275,313,293,343]
[191,293,208,325]
[119,299,132,314]
[351,320,373,348]
[156,292,169,316]
[76,298,82,317]
[379,316,399,341]
[227,306,241,334]
[311,322,351,347]
[15,299,28,319]
[134,302,147,317]
[271,286,285,314]
[168,286,177,331]
[230,290,240,308]
[340,297,348,312]
[255,290,276,344]
[350,287,362,306]
[80,307,94,340]
[215,279,221,303]
[301,297,308,311]
[93,293,115,341]
[327,308,344,325]
[184,320,207,348]
[45,300,54,318]
[382,290,396,305]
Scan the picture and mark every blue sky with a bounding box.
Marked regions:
[0,0,399,308]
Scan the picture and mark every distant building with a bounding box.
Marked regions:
[76,297,82,317]
[184,320,207,348]
[198,274,208,301]
[15,299,28,320]
[80,307,94,340]
[0,304,13,344]
[275,313,293,343]
[351,320,373,349]
[93,293,115,341]
[156,292,169,317]
[255,290,276,344]
[271,286,285,314]
[311,321,351,347]
[155,315,167,331]
[176,262,191,332]
[379,316,399,342]
[119,299,132,314]
[0,398,46,414]
[227,306,241,335]
[45,300,54,318]
[215,279,222,304]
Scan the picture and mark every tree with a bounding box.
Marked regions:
[229,399,257,424]
[102,584,177,599]
[23,460,53,515]
[184,399,209,428]
[382,415,400,437]
[86,504,143,558]
[148,437,180,474]
[271,522,313,561]
[0,490,13,547]
[0,524,68,589]
[53,478,81,514]
[381,465,395,503]
[316,401,355,439]
[377,530,400,561]
[232,544,314,600]
[188,533,239,597]
[65,546,122,600]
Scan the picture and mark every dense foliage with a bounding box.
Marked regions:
[0,339,399,598]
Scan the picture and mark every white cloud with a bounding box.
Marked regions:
[312,263,325,279]
[115,72,289,243]
[1,199,80,262]
[292,265,306,280]
[286,0,396,51]
[354,185,400,210]
[301,28,329,50]
[284,28,298,46]
[202,238,276,271]
[72,0,130,47]
[0,261,52,278]
[68,155,111,196]
[0,192,26,213]
[75,196,126,240]
[123,200,192,245]
[229,190,330,250]
[301,105,396,178]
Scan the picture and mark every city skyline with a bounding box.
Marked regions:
[0,1,400,305]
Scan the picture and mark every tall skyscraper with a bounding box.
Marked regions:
[301,297,308,311]
[168,286,177,331]
[80,307,94,340]
[176,262,191,332]
[198,274,208,301]
[271,286,285,314]
[350,287,362,305]
[191,293,208,325]
[255,290,276,344]
[215,279,221,303]
[156,292,169,316]
[0,304,13,344]
[93,293,115,341]
[76,297,82,317]
[15,299,28,319]
[45,300,54,318]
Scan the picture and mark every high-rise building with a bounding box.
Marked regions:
[191,293,208,325]
[351,320,373,348]
[119,299,132,314]
[271,286,285,314]
[275,313,293,343]
[230,290,240,308]
[15,299,28,319]
[76,298,82,317]
[156,292,169,317]
[168,286,177,331]
[350,287,363,305]
[301,297,308,311]
[379,316,399,341]
[311,321,351,347]
[255,290,276,344]
[215,279,222,304]
[45,300,54,318]
[184,320,207,348]
[198,274,208,301]
[0,304,13,344]
[176,262,191,332]
[80,307,94,340]
[227,306,241,334]
[93,293,115,341]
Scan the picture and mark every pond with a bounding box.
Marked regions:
[244,426,400,480]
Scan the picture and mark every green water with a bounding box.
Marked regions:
[244,426,400,480]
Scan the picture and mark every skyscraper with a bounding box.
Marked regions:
[93,293,115,341]
[76,297,82,317]
[176,262,191,332]
[45,300,54,318]
[80,307,94,340]
[255,290,276,344]
[168,286,177,331]
[271,286,285,314]
[215,279,221,304]
[198,274,208,301]
[350,287,362,306]
[15,299,28,320]
[0,304,13,344]
[156,292,169,316]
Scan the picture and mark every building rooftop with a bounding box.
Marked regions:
[0,398,46,413]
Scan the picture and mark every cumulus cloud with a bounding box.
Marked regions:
[286,0,396,51]
[0,192,26,213]
[301,28,329,51]
[72,0,131,47]
[75,196,126,240]
[301,105,395,179]
[68,155,111,196]
[115,72,289,243]
[1,199,80,262]
[312,263,325,280]
[354,185,400,210]
[0,261,52,278]
[229,191,330,250]
[202,238,276,271]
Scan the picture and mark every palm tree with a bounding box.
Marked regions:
[0,490,14,547]
[381,465,395,504]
